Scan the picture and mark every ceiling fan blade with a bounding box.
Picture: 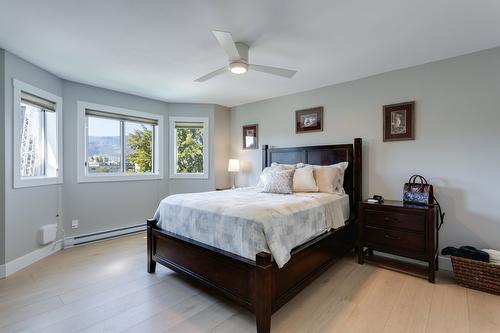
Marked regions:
[249,64,297,78]
[212,30,241,61]
[194,66,229,82]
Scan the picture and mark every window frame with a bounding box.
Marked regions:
[169,116,209,179]
[13,79,63,188]
[77,101,164,183]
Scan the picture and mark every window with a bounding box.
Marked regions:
[13,80,63,188]
[77,102,163,182]
[169,117,209,179]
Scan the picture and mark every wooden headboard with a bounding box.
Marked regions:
[262,138,362,219]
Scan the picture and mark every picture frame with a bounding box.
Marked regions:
[383,101,415,141]
[295,107,323,133]
[242,124,258,149]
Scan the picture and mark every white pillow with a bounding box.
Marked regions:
[333,162,348,194]
[307,162,349,194]
[314,167,340,193]
[261,169,295,194]
[293,166,318,192]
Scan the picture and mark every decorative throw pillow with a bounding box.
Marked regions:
[314,167,341,193]
[262,169,295,194]
[257,165,287,187]
[271,162,300,169]
[293,165,318,192]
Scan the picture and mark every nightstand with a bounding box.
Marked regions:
[357,200,438,283]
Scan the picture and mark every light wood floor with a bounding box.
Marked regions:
[1,233,499,333]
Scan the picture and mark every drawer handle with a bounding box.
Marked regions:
[384,217,398,223]
[384,234,401,240]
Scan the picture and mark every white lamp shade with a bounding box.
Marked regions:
[227,159,240,172]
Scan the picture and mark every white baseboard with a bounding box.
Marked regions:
[438,255,452,271]
[64,223,146,248]
[0,240,63,278]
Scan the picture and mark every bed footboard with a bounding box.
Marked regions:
[147,219,354,333]
[147,219,262,310]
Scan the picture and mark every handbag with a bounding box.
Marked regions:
[403,174,445,230]
[403,174,433,205]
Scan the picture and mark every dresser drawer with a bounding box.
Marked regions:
[364,209,425,232]
[363,226,425,253]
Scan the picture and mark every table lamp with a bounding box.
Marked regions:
[227,159,240,189]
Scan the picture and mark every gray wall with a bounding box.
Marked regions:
[1,51,229,263]
[214,105,231,189]
[62,89,222,237]
[62,81,170,237]
[3,50,63,261]
[0,49,5,265]
[230,47,500,253]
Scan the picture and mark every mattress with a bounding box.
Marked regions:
[154,187,350,268]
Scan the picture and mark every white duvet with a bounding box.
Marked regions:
[154,187,349,268]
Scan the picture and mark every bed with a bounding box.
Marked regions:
[147,138,362,333]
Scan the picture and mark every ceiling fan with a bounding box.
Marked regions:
[194,30,297,82]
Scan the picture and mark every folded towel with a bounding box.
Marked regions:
[441,246,490,262]
[482,249,500,265]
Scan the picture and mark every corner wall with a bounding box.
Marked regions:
[3,50,63,262]
[0,49,5,267]
[230,46,500,253]
[1,51,229,275]
[214,105,231,189]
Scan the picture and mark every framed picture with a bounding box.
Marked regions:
[383,101,415,141]
[242,124,258,149]
[295,107,323,133]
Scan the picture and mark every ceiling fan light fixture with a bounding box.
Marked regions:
[230,61,248,74]
[193,31,297,82]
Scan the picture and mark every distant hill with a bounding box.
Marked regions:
[88,136,121,160]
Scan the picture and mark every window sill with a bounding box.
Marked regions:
[14,176,63,189]
[78,173,163,183]
[169,173,209,180]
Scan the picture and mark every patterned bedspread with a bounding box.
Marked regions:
[154,187,349,268]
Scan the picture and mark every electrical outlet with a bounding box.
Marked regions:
[71,219,79,229]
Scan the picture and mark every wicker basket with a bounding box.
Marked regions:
[451,256,500,295]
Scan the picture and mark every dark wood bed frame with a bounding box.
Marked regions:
[147,138,362,333]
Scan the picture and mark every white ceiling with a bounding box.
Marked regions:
[1,1,500,107]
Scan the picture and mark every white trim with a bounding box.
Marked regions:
[0,240,63,278]
[169,116,209,179]
[12,79,63,188]
[77,101,164,183]
[438,255,453,272]
[64,223,146,248]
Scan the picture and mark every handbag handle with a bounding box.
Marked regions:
[407,174,428,185]
[407,174,428,192]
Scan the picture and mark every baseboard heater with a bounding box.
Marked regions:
[64,223,146,248]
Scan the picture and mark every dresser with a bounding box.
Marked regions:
[357,200,438,283]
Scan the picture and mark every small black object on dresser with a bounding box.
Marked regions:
[357,200,438,283]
